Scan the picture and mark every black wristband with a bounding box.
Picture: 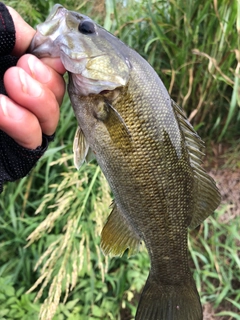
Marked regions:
[0,131,55,193]
[0,3,18,95]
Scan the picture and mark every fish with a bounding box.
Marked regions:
[29,4,221,320]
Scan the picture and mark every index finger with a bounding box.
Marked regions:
[7,6,35,56]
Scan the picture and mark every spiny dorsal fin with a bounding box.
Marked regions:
[101,202,141,257]
[172,100,221,229]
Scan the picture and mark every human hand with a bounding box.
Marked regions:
[0,6,66,149]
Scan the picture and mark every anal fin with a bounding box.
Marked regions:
[101,202,141,257]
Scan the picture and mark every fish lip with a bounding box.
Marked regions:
[45,4,66,21]
[60,49,113,76]
[28,39,53,58]
[60,44,107,61]
[60,46,88,60]
[59,47,89,74]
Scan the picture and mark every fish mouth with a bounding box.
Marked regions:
[45,4,67,22]
[60,44,107,61]
[60,49,87,74]
[60,45,88,61]
[60,47,108,75]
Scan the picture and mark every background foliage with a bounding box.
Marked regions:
[1,0,240,319]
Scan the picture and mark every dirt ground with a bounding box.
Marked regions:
[206,143,240,219]
[209,167,240,218]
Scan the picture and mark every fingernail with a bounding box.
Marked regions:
[0,96,24,120]
[28,55,51,83]
[18,68,43,97]
[0,95,8,117]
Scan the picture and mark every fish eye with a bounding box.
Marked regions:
[78,20,95,35]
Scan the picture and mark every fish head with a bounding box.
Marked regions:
[30,4,131,95]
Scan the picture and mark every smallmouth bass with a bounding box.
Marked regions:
[30,5,221,319]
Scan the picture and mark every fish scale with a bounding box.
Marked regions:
[29,4,221,319]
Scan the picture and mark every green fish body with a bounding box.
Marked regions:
[30,5,221,319]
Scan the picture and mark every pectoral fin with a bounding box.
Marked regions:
[101,202,141,257]
[73,126,94,169]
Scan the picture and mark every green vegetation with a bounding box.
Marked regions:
[2,0,240,319]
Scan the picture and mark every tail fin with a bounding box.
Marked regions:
[135,274,203,320]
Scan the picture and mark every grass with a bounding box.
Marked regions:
[190,206,240,318]
[114,0,239,142]
[2,0,240,319]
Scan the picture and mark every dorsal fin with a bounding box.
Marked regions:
[172,100,221,229]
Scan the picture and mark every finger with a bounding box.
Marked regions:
[0,95,42,149]
[7,6,35,56]
[17,54,66,105]
[40,57,66,75]
[4,67,60,136]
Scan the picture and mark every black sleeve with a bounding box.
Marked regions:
[0,3,54,193]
